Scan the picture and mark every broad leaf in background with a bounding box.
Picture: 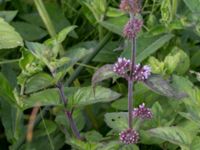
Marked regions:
[149,127,193,149]
[121,34,174,62]
[173,75,200,126]
[144,74,187,99]
[97,141,139,150]
[11,21,47,41]
[34,120,57,137]
[148,56,165,74]
[68,86,121,109]
[0,73,20,107]
[136,34,174,63]
[191,136,200,150]
[104,112,128,131]
[0,18,23,49]
[55,109,85,132]
[0,99,24,144]
[45,2,78,38]
[183,0,200,13]
[100,15,129,35]
[0,10,18,22]
[0,70,24,144]
[164,47,190,75]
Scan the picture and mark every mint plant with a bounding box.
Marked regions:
[1,0,200,149]
[115,0,152,144]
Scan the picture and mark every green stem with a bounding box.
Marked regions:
[34,0,56,37]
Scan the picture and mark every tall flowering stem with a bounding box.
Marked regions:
[128,36,136,128]
[115,0,153,144]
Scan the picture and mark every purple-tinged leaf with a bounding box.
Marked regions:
[144,74,187,99]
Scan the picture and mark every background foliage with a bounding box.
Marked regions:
[0,0,200,150]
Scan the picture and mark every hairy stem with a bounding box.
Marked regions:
[55,76,82,140]
[128,79,133,128]
[65,111,82,139]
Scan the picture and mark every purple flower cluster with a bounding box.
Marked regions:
[113,57,130,79]
[119,0,141,14]
[123,18,143,39]
[132,64,151,81]
[113,57,151,81]
[119,128,139,144]
[132,103,153,119]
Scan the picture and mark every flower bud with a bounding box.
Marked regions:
[119,0,141,14]
[132,103,153,119]
[113,57,130,79]
[132,64,151,81]
[119,128,139,144]
[123,18,143,39]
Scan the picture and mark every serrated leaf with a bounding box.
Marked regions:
[23,88,61,110]
[0,18,23,49]
[104,112,128,131]
[149,127,192,149]
[144,74,187,99]
[92,64,115,87]
[68,86,121,108]
[24,72,55,94]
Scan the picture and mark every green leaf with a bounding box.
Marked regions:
[121,34,174,62]
[68,86,121,108]
[190,136,200,150]
[45,26,77,45]
[0,73,19,106]
[68,138,98,150]
[11,21,47,41]
[84,130,103,142]
[106,7,125,17]
[0,18,23,49]
[144,74,187,99]
[164,47,190,75]
[104,112,128,131]
[55,109,85,132]
[0,10,18,22]
[149,127,193,149]
[183,0,200,13]
[100,15,129,35]
[24,72,55,94]
[136,34,174,63]
[0,99,24,143]
[23,88,61,110]
[35,120,57,137]
[148,56,165,74]
[45,3,78,38]
[25,41,53,68]
[111,97,128,110]
[97,141,139,150]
